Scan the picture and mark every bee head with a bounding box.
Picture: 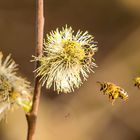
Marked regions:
[97,81,105,91]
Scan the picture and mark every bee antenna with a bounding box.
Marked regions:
[96,81,102,85]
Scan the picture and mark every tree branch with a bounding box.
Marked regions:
[26,0,44,140]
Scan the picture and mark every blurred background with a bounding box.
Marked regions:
[0,0,140,140]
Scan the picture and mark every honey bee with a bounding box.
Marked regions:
[97,81,128,105]
[134,77,140,89]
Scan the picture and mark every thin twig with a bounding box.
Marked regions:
[26,0,44,140]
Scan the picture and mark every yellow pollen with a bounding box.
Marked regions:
[62,40,85,61]
[10,92,20,100]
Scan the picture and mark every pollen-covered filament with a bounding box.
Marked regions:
[62,40,85,62]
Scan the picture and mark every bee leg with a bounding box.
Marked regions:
[111,99,115,105]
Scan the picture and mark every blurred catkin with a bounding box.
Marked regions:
[0,52,32,120]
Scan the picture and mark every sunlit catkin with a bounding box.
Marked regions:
[33,25,97,93]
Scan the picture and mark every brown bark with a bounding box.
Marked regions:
[26,0,44,140]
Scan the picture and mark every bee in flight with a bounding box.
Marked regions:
[134,77,140,89]
[97,81,128,105]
